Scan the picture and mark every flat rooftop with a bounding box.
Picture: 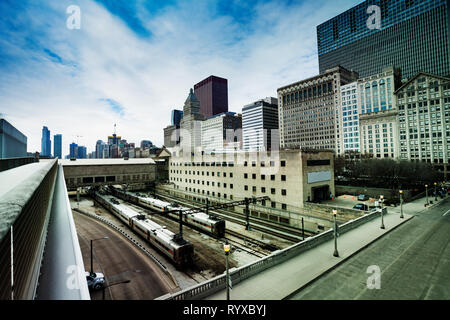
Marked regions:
[59,158,155,166]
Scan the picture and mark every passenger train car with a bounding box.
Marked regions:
[109,186,225,238]
[92,191,194,266]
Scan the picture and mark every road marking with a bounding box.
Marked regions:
[443,210,450,217]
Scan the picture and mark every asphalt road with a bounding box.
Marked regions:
[73,212,177,300]
[289,197,450,300]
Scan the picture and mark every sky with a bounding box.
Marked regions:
[0,0,362,157]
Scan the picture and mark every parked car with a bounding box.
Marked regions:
[357,194,369,201]
[86,272,105,290]
[353,203,369,211]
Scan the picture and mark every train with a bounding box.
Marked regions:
[108,186,226,238]
[92,191,194,266]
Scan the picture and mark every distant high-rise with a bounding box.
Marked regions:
[201,112,242,153]
[171,110,184,126]
[69,142,78,159]
[242,97,279,152]
[0,118,27,158]
[317,0,450,79]
[41,126,51,157]
[77,146,87,159]
[95,140,105,158]
[194,75,228,118]
[140,140,153,150]
[180,88,205,151]
[53,134,62,159]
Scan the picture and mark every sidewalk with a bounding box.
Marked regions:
[206,209,419,300]
[389,194,447,215]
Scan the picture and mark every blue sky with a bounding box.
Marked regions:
[0,0,362,156]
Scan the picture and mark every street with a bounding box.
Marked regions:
[289,197,450,300]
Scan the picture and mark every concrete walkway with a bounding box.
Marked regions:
[206,195,447,300]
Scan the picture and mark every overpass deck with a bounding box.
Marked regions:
[205,197,443,300]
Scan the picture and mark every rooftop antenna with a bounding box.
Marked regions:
[114,123,117,135]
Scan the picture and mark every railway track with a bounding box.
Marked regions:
[153,191,312,243]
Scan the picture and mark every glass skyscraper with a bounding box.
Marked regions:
[53,134,62,159]
[41,126,51,157]
[171,109,183,126]
[317,0,450,79]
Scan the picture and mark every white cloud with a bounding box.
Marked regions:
[0,0,361,156]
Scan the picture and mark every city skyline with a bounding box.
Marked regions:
[0,0,361,157]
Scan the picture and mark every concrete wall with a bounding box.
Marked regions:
[335,185,412,200]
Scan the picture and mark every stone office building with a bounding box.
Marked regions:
[164,148,335,229]
[395,72,450,179]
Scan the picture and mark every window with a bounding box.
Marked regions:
[271,175,275,181]
[261,187,266,193]
[282,189,287,196]
[281,175,286,181]
[244,185,248,191]
[261,174,266,180]
[271,188,276,195]
[281,160,286,167]
[252,173,256,179]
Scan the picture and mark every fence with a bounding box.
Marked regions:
[156,208,381,300]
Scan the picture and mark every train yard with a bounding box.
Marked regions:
[71,186,313,294]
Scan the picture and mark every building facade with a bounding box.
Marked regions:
[242,97,279,152]
[201,112,242,153]
[194,75,228,118]
[277,66,359,151]
[171,110,183,126]
[53,134,62,159]
[395,72,450,178]
[317,0,450,79]
[41,126,51,157]
[167,149,335,228]
[0,119,27,158]
[180,89,204,153]
[336,82,360,155]
[70,143,78,159]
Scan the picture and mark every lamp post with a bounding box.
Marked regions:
[425,184,429,205]
[224,241,231,300]
[380,195,385,229]
[399,190,404,219]
[434,182,438,201]
[90,237,109,275]
[102,279,131,300]
[332,209,339,257]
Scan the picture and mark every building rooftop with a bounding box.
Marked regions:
[59,158,155,166]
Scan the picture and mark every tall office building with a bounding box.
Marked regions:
[201,112,242,153]
[53,134,62,159]
[69,142,78,159]
[194,75,228,118]
[242,97,279,152]
[395,72,450,179]
[180,88,205,152]
[77,146,87,159]
[95,140,105,158]
[0,119,27,158]
[317,0,450,79]
[41,126,51,157]
[277,66,359,151]
[171,110,184,126]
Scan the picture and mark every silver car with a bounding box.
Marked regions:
[86,272,105,290]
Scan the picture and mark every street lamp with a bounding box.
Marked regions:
[380,195,385,229]
[102,279,131,300]
[224,241,231,300]
[332,209,339,257]
[399,190,404,219]
[434,182,438,201]
[90,237,109,276]
[425,184,429,205]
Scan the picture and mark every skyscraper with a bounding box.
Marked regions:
[70,142,78,159]
[180,88,204,152]
[77,146,87,159]
[194,75,228,118]
[53,134,62,159]
[242,97,279,152]
[95,140,105,158]
[41,126,51,157]
[171,110,184,126]
[317,0,450,79]
[201,112,242,153]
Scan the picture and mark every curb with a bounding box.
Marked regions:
[282,213,415,300]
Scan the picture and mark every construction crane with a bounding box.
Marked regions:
[167,196,270,240]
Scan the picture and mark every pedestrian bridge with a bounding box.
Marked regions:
[0,159,89,300]
[60,158,156,190]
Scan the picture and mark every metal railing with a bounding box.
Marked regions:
[156,208,381,300]
[0,157,38,172]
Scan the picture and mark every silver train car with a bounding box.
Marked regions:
[93,192,193,266]
[109,187,225,238]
